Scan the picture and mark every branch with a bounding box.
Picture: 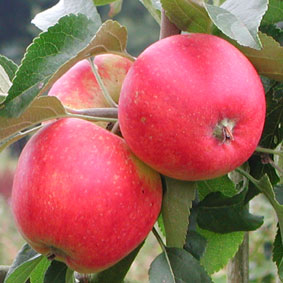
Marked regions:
[0,265,9,283]
[159,9,181,40]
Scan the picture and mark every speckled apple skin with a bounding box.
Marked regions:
[118,34,266,181]
[48,54,132,108]
[12,118,162,273]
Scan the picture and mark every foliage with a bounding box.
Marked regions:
[1,0,283,282]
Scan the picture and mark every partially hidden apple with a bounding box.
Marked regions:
[48,54,132,126]
[118,33,266,181]
[12,118,162,273]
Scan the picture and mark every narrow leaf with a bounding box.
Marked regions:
[199,228,245,274]
[262,0,283,25]
[44,261,69,283]
[94,0,117,5]
[0,65,11,95]
[261,81,283,149]
[30,257,51,283]
[0,126,42,153]
[91,243,144,283]
[197,175,237,201]
[4,244,43,283]
[233,32,283,81]
[161,0,212,33]
[273,225,283,281]
[197,190,264,233]
[184,230,207,261]
[149,248,212,283]
[0,55,18,82]
[162,177,196,248]
[0,96,66,142]
[0,14,102,118]
[205,0,268,50]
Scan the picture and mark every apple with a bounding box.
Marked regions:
[48,53,132,111]
[118,33,266,181]
[11,118,162,273]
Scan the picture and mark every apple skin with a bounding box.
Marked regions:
[48,54,132,109]
[118,33,266,181]
[11,118,162,273]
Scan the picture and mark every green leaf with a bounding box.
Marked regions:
[0,14,101,118]
[273,225,283,267]
[198,228,245,274]
[261,81,283,149]
[139,0,161,24]
[1,18,130,118]
[0,66,11,97]
[237,169,283,266]
[0,96,66,143]
[231,32,283,81]
[197,175,237,201]
[91,243,143,283]
[30,257,51,283]
[205,0,268,50]
[0,55,18,81]
[273,225,283,281]
[94,0,117,5]
[0,126,42,153]
[260,24,283,45]
[162,177,196,248]
[262,0,283,25]
[32,0,101,31]
[4,244,43,283]
[157,214,166,238]
[248,81,282,190]
[197,189,264,233]
[149,248,212,283]
[65,268,75,283]
[43,261,70,283]
[184,230,207,261]
[160,0,212,33]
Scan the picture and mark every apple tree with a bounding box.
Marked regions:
[0,0,282,282]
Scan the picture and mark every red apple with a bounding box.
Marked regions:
[48,53,132,109]
[118,34,266,181]
[11,118,162,273]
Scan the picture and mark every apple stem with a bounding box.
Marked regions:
[88,57,118,108]
[159,9,181,39]
[213,119,235,144]
[256,146,283,157]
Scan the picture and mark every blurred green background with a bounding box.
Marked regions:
[0,1,279,282]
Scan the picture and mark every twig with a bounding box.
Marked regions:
[159,9,181,40]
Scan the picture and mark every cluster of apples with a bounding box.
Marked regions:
[11,34,266,273]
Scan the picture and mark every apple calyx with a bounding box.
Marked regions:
[213,118,235,144]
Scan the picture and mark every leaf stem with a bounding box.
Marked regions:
[256,146,283,157]
[152,227,176,283]
[88,57,118,108]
